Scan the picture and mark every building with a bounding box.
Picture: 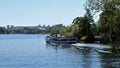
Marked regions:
[53,24,64,28]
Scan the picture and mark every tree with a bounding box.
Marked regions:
[86,0,120,13]
[72,17,87,38]
[72,8,94,42]
[0,27,7,34]
[50,28,60,37]
[59,24,79,38]
[85,0,120,44]
[98,0,120,44]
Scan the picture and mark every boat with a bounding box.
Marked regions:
[45,36,78,44]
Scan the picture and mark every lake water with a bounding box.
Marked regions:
[0,34,119,68]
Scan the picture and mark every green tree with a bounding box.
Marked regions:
[72,8,94,42]
[72,17,87,38]
[0,27,7,34]
[50,28,60,37]
[60,24,79,38]
[97,0,120,44]
[86,0,120,13]
[86,0,120,44]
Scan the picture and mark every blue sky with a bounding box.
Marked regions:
[0,0,86,26]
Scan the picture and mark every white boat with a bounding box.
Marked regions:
[45,36,78,44]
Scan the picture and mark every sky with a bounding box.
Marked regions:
[0,0,86,26]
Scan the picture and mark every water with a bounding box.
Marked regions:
[0,34,119,68]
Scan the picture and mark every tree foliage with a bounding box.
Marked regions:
[0,27,7,34]
[72,8,95,42]
[59,24,79,38]
[86,0,120,14]
[98,0,120,44]
[50,28,60,37]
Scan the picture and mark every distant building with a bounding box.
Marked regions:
[43,25,46,28]
[11,25,14,29]
[54,24,64,28]
[7,25,10,29]
[47,25,50,28]
[38,25,41,27]
[6,25,14,29]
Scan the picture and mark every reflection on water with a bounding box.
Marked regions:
[0,34,119,68]
[46,44,97,68]
[46,43,120,68]
[100,47,120,68]
[98,52,120,68]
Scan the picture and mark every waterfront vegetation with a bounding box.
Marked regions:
[50,0,120,51]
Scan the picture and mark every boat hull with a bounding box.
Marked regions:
[46,36,77,44]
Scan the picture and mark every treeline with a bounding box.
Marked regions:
[0,27,51,34]
[51,0,120,46]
